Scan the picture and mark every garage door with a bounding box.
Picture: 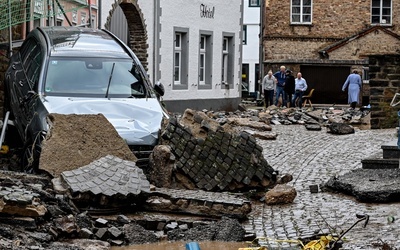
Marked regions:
[300,66,350,105]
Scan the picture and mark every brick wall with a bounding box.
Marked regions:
[265,0,400,38]
[369,54,400,129]
[108,0,148,70]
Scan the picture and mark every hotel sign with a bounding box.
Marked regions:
[200,4,215,19]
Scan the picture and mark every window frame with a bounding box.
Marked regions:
[371,0,392,25]
[173,27,189,90]
[249,0,260,7]
[221,34,235,88]
[242,25,247,45]
[198,31,213,89]
[290,0,313,25]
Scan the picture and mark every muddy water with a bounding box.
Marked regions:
[111,241,248,250]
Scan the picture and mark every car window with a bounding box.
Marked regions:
[20,38,42,89]
[44,58,147,98]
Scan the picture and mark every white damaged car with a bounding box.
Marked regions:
[3,26,167,171]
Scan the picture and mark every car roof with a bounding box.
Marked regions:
[38,26,131,58]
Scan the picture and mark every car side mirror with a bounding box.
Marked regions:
[154,81,165,97]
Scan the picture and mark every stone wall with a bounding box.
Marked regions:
[369,54,400,129]
[265,0,400,39]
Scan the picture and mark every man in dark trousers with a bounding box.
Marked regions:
[284,70,295,107]
[273,65,287,107]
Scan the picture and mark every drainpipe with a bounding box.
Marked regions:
[239,0,244,95]
[8,0,12,57]
[88,0,92,27]
[98,0,102,28]
[22,0,27,39]
[259,0,265,90]
[152,0,159,85]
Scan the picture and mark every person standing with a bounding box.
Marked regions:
[261,70,276,108]
[292,72,308,107]
[273,65,287,107]
[284,70,295,107]
[342,70,362,109]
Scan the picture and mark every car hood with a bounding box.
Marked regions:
[42,96,164,146]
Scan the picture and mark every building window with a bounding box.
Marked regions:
[173,28,189,89]
[362,67,370,83]
[242,25,247,45]
[72,10,77,24]
[198,32,213,88]
[34,0,44,15]
[81,12,87,26]
[174,33,182,83]
[291,0,312,24]
[199,36,206,84]
[221,35,234,86]
[91,15,96,28]
[371,0,391,25]
[249,0,260,7]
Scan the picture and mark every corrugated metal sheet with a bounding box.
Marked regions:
[300,66,350,105]
[109,5,128,45]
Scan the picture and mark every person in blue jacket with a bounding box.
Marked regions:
[273,65,287,107]
[342,70,362,109]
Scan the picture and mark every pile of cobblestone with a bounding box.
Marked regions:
[161,109,277,192]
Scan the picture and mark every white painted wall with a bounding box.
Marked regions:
[242,0,260,93]
[157,0,242,101]
[99,0,243,111]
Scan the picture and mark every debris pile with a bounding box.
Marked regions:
[158,109,277,191]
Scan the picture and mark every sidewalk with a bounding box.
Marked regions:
[243,124,400,249]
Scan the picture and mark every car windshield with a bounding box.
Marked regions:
[44,58,147,98]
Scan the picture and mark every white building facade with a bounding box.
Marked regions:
[242,0,261,96]
[99,0,244,113]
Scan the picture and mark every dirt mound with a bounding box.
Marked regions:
[39,113,137,177]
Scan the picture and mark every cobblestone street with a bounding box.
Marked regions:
[243,124,400,249]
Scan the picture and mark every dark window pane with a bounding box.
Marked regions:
[292,0,301,5]
[292,15,300,22]
[292,7,300,13]
[174,68,179,81]
[372,0,380,7]
[371,16,380,23]
[382,8,391,15]
[303,15,311,22]
[174,53,180,67]
[303,7,311,14]
[175,34,180,47]
[303,0,312,6]
[383,0,391,7]
[371,8,380,15]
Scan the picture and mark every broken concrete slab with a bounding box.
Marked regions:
[324,168,400,202]
[143,187,251,219]
[327,122,355,134]
[59,155,150,208]
[40,114,137,178]
[243,129,278,140]
[226,117,272,131]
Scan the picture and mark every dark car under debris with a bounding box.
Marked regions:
[3,26,167,171]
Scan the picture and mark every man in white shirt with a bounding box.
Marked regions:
[292,72,308,108]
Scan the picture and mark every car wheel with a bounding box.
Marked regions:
[21,132,45,173]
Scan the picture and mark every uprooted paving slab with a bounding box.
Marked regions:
[151,109,278,192]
